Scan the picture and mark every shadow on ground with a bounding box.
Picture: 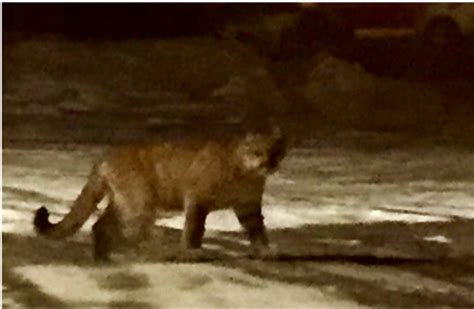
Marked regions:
[3,218,474,307]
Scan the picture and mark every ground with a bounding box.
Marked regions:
[3,131,474,308]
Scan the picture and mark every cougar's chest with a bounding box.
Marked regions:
[212,176,265,210]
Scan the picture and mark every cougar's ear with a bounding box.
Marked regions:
[268,126,287,169]
[243,131,257,144]
[272,125,282,141]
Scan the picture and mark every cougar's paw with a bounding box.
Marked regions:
[249,244,281,260]
[176,248,216,263]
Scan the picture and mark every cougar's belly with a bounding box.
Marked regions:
[148,179,185,214]
[213,178,264,211]
[149,160,188,212]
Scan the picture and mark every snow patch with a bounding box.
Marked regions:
[367,209,446,223]
[423,235,452,244]
[316,238,361,246]
[15,264,363,308]
[156,204,449,233]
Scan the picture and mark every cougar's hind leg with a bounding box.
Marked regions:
[92,205,121,262]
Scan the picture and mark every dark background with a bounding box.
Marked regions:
[3,3,474,145]
[3,4,296,38]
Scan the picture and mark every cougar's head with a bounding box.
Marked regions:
[236,126,287,176]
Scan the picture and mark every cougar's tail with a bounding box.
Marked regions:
[34,164,107,239]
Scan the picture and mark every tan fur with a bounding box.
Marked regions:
[34,129,286,261]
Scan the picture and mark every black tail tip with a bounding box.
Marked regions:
[34,206,51,233]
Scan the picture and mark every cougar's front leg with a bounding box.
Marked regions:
[233,202,269,249]
[181,200,209,250]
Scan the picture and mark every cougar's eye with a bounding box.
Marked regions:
[254,150,264,158]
